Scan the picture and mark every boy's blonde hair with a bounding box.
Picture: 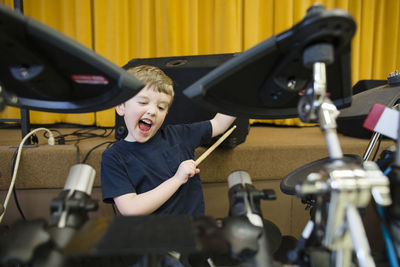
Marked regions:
[127,65,174,106]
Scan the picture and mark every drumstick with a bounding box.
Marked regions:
[195,125,237,165]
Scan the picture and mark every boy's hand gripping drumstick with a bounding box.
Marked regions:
[195,125,237,166]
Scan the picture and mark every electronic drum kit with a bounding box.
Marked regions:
[0,3,399,267]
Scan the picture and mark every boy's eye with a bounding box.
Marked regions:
[158,106,166,111]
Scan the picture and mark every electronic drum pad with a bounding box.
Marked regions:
[280,154,362,196]
[337,82,400,138]
[183,5,356,119]
[0,4,144,113]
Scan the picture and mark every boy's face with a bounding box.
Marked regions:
[116,85,171,142]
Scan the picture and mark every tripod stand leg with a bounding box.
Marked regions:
[333,249,353,267]
[346,204,376,267]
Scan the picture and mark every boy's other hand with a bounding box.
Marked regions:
[174,160,200,184]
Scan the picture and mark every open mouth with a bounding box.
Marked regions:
[138,119,152,132]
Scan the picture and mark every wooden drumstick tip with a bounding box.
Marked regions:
[195,125,237,166]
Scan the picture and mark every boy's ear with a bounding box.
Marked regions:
[116,104,125,116]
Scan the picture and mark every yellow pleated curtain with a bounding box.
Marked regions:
[0,0,399,127]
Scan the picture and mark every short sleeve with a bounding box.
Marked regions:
[168,121,212,151]
[100,147,135,203]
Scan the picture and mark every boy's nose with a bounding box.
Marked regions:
[146,105,157,115]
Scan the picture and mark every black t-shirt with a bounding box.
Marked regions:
[101,121,212,216]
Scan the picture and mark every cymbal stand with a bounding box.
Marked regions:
[295,43,392,267]
[363,132,381,161]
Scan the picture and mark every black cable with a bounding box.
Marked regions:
[372,197,400,261]
[107,142,114,149]
[70,127,113,140]
[102,127,114,138]
[74,143,81,163]
[396,103,400,166]
[11,148,26,221]
[70,127,100,140]
[43,127,115,164]
[50,129,63,136]
[81,141,115,164]
[49,129,65,144]
[6,127,114,220]
[43,127,114,144]
[371,134,383,161]
[111,204,118,216]
[12,187,25,221]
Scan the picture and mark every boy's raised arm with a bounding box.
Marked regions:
[210,113,237,138]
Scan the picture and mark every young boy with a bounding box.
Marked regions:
[101,65,236,216]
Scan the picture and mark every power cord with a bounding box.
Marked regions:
[74,143,81,163]
[12,187,25,221]
[0,128,55,223]
[44,127,113,144]
[10,149,26,221]
[0,127,114,222]
[371,134,383,161]
[45,127,114,163]
[81,141,115,164]
[375,167,400,267]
